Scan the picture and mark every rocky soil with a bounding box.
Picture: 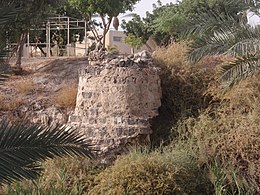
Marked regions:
[0,57,88,124]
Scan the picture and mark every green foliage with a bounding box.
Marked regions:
[1,0,64,38]
[69,0,140,46]
[153,10,187,38]
[123,0,259,46]
[188,19,260,62]
[124,33,143,50]
[0,122,92,184]
[187,14,260,88]
[122,2,174,46]
[122,14,151,45]
[70,0,140,17]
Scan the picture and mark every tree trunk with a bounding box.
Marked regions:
[101,16,113,49]
[15,32,27,71]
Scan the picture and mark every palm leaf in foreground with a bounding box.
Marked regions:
[220,55,260,88]
[0,122,93,184]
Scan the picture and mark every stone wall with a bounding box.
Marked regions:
[69,51,162,155]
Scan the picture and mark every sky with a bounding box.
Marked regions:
[132,0,176,17]
[119,0,176,27]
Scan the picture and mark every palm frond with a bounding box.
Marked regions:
[188,24,260,62]
[220,55,260,88]
[187,31,232,62]
[0,122,93,184]
[185,11,237,38]
[0,3,19,26]
[227,37,260,57]
[0,3,20,83]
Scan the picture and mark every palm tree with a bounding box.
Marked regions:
[187,12,260,88]
[0,122,92,184]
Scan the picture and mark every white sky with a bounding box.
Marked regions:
[132,0,177,17]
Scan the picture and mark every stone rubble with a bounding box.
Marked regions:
[88,49,155,68]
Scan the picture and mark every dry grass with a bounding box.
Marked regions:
[153,42,259,193]
[151,42,216,145]
[0,95,23,112]
[175,75,260,193]
[89,148,211,195]
[53,83,78,109]
[13,78,36,95]
[2,149,211,194]
[3,157,105,194]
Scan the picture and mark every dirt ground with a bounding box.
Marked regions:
[0,57,88,122]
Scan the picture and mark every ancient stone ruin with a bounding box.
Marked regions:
[69,50,162,155]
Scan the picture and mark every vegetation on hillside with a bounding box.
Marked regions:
[0,0,259,194]
[2,40,259,195]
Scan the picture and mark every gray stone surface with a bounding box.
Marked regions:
[69,51,162,155]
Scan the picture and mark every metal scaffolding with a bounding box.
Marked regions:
[27,15,88,57]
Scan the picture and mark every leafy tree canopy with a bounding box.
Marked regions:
[124,33,143,51]
[69,0,140,47]
[123,0,260,45]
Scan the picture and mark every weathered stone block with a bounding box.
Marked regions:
[69,51,162,155]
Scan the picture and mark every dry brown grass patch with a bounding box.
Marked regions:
[13,78,36,95]
[0,95,23,112]
[177,75,260,192]
[53,83,78,109]
[151,42,216,145]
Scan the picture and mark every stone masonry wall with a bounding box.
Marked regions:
[69,51,161,155]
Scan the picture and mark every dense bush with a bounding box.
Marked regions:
[174,76,260,193]
[89,148,212,195]
[151,42,216,145]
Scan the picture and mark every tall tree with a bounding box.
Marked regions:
[122,1,182,46]
[69,0,140,48]
[0,2,19,82]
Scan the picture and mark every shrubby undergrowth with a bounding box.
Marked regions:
[2,42,259,194]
